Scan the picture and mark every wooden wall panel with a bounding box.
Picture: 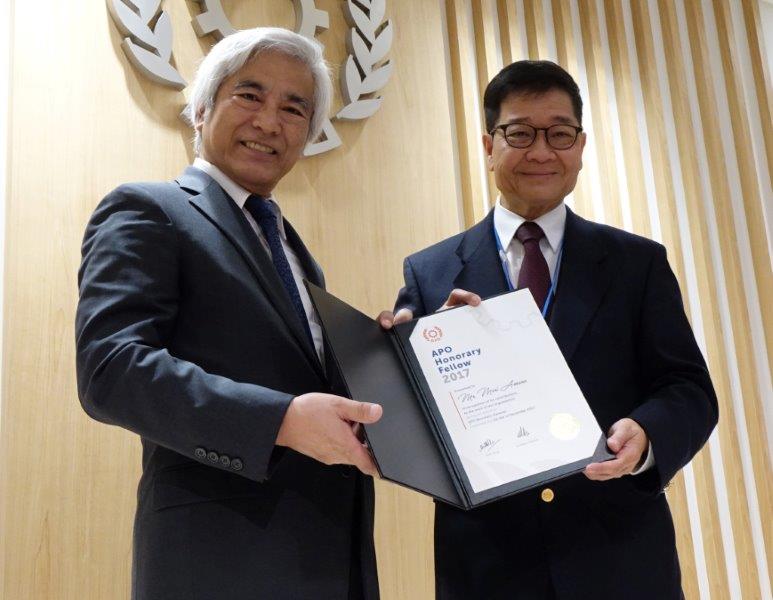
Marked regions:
[445,0,489,227]
[660,0,755,595]
[442,1,773,599]
[0,1,456,598]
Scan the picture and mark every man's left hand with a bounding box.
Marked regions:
[584,418,648,481]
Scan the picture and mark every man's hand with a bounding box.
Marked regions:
[377,288,482,329]
[276,393,383,476]
[377,308,413,329]
[584,418,649,481]
[438,288,482,311]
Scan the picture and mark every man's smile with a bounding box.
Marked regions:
[242,140,277,155]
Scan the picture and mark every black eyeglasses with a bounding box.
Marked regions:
[490,123,583,150]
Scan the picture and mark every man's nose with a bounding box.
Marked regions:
[251,104,281,135]
[525,131,555,161]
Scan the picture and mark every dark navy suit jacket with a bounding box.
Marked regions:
[76,167,378,600]
[395,207,717,600]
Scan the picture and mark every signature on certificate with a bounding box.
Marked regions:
[479,438,501,453]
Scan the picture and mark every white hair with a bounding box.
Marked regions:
[183,27,332,153]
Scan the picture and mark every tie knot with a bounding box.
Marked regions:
[515,221,545,245]
[245,195,276,224]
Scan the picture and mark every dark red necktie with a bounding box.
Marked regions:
[515,221,550,309]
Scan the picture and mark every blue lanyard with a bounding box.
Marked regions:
[493,222,563,318]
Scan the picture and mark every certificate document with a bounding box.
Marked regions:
[306,282,611,510]
[408,289,602,493]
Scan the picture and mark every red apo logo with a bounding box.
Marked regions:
[422,326,443,342]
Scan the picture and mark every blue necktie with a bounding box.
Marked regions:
[244,195,315,348]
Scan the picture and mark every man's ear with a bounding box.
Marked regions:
[482,134,494,171]
[194,108,206,133]
[578,131,587,170]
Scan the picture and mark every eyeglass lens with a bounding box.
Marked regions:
[504,124,578,149]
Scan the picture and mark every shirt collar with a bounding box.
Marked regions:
[193,157,286,238]
[493,197,566,253]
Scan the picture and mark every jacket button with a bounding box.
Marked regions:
[207,451,219,463]
[194,447,207,459]
[219,455,231,468]
[231,458,243,471]
[540,488,554,503]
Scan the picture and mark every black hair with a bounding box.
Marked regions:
[483,60,583,132]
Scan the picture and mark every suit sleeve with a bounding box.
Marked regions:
[628,244,718,488]
[394,256,428,317]
[75,186,293,483]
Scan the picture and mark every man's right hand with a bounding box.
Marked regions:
[276,393,383,476]
[378,288,482,329]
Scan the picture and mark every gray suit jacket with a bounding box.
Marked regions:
[76,167,378,600]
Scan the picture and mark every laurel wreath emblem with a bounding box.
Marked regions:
[337,0,393,121]
[107,0,392,155]
[107,0,185,89]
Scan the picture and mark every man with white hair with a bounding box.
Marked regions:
[76,28,381,599]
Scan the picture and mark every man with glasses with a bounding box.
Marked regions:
[381,60,716,599]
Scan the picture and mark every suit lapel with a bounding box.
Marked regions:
[452,210,510,298]
[549,208,617,362]
[177,167,324,378]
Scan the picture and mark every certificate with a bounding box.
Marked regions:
[407,290,603,494]
[306,283,612,509]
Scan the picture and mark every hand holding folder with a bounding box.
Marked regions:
[306,282,612,509]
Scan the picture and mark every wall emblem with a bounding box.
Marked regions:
[107,0,393,156]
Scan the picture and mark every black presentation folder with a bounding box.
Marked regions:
[305,282,612,510]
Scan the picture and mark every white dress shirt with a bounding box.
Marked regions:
[493,197,654,474]
[493,198,566,287]
[193,158,324,363]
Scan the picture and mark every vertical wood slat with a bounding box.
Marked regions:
[602,0,650,237]
[497,0,522,65]
[445,0,489,227]
[471,0,502,211]
[522,0,543,59]
[628,1,684,271]
[567,0,608,224]
[551,0,592,219]
[576,0,622,227]
[471,0,503,90]
[540,0,558,62]
[593,0,632,232]
[740,0,773,202]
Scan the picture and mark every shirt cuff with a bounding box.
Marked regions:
[631,442,655,475]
